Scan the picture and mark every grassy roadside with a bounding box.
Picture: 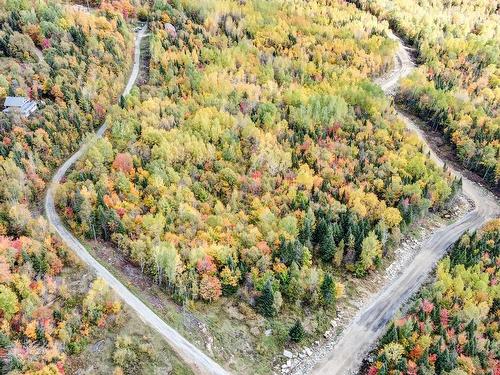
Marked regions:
[78,236,332,374]
[55,256,193,375]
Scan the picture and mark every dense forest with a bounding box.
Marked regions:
[57,0,459,322]
[0,1,187,373]
[365,219,500,375]
[0,0,496,373]
[353,0,500,188]
[0,0,133,198]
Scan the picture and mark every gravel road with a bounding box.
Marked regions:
[311,30,499,375]
[44,24,229,375]
[43,21,498,375]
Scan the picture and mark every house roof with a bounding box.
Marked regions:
[4,96,29,107]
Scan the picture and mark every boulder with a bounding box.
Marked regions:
[164,23,177,38]
[250,326,260,336]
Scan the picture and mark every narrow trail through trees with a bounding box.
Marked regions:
[44,24,229,375]
[311,30,499,375]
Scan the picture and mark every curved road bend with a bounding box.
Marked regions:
[312,31,499,375]
[45,25,229,375]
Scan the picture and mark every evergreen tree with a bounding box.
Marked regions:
[396,357,408,372]
[464,320,477,356]
[430,340,441,356]
[299,215,313,246]
[381,322,398,345]
[418,349,429,367]
[8,10,21,31]
[418,305,426,322]
[313,217,328,245]
[320,273,335,306]
[431,302,441,326]
[435,348,453,374]
[256,280,275,317]
[278,238,304,266]
[448,344,458,368]
[289,320,305,343]
[331,222,342,243]
[450,315,461,331]
[319,224,335,263]
[31,252,49,277]
[478,351,488,369]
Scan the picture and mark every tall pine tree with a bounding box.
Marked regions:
[256,280,275,317]
[319,224,335,263]
[320,273,335,306]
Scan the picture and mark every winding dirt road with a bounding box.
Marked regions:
[311,31,499,375]
[43,19,498,375]
[44,25,229,375]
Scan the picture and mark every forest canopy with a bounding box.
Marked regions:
[57,0,459,316]
[0,0,134,219]
[0,1,139,373]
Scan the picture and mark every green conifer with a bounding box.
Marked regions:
[289,320,305,343]
[320,224,335,263]
[320,273,335,306]
[256,280,275,317]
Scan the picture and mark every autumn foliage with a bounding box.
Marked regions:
[0,231,122,373]
[0,0,133,212]
[57,0,459,316]
[366,219,500,374]
[0,0,136,372]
